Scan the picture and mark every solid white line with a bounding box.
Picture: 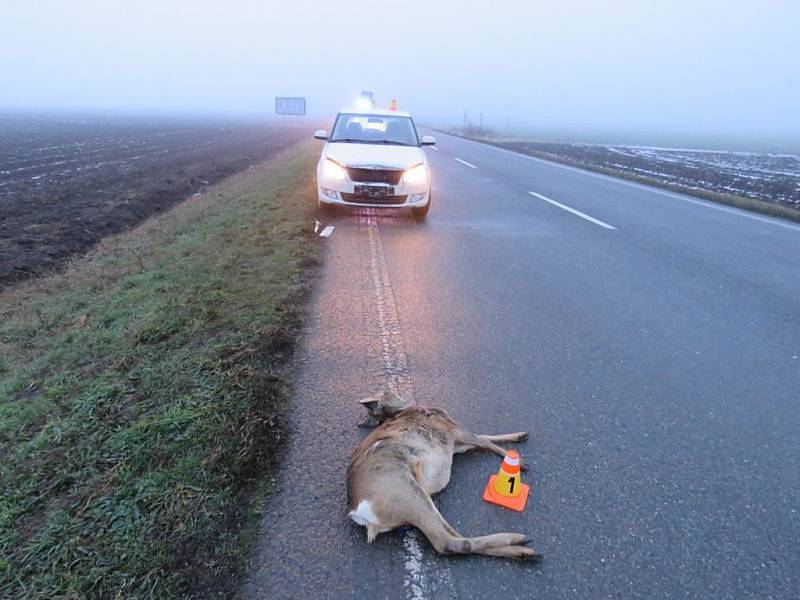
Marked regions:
[448,133,800,233]
[640,189,800,232]
[363,213,453,598]
[454,157,477,169]
[529,191,617,230]
[319,225,335,238]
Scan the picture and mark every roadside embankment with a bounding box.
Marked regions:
[0,140,321,597]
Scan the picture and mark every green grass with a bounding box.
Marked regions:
[0,141,321,598]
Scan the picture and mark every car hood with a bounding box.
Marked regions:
[325,142,424,170]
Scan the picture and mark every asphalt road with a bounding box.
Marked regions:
[243,131,800,599]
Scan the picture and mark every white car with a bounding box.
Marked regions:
[314,109,436,220]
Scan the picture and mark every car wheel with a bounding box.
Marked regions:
[412,190,431,222]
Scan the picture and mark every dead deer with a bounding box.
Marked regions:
[346,390,542,560]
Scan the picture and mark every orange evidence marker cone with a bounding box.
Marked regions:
[483,450,529,512]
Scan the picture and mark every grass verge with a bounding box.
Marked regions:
[438,129,800,225]
[0,140,321,597]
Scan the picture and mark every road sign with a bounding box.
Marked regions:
[275,97,306,116]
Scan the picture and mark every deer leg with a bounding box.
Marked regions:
[454,431,506,457]
[402,479,537,559]
[481,432,528,443]
[454,431,530,470]
[480,544,544,561]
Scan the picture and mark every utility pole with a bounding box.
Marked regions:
[479,112,484,132]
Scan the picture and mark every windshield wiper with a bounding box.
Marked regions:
[329,138,362,143]
[330,138,415,147]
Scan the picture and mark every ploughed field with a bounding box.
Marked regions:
[498,140,800,209]
[0,115,304,288]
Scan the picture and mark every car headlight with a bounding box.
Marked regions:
[403,163,428,186]
[321,159,347,181]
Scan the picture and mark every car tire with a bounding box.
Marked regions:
[412,190,431,222]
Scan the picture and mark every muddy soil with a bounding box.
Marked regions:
[0,115,306,288]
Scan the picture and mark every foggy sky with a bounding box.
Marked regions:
[2,0,799,137]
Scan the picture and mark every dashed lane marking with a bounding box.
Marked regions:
[454,157,477,169]
[529,191,617,230]
[451,133,800,233]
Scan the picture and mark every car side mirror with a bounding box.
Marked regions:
[421,135,436,146]
[314,129,328,141]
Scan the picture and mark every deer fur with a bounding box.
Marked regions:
[346,390,542,560]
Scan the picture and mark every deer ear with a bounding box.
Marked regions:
[358,396,379,408]
[381,390,404,403]
[357,395,380,427]
[379,390,409,413]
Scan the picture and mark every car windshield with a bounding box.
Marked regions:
[329,114,419,146]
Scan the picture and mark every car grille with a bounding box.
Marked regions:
[341,192,408,205]
[346,167,404,185]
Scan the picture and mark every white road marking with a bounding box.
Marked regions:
[363,211,453,599]
[529,191,617,230]
[429,146,439,151]
[452,133,800,233]
[365,215,413,399]
[454,157,477,169]
[403,531,426,600]
[319,225,335,238]
[642,189,800,232]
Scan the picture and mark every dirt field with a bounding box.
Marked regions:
[0,114,306,288]
[492,139,800,210]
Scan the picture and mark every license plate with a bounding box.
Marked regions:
[354,185,393,198]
